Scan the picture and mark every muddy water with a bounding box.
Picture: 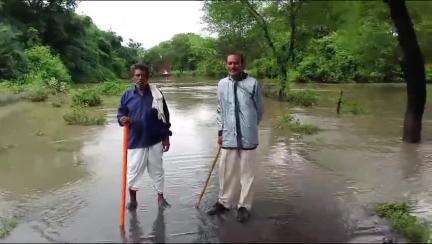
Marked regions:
[1,82,432,242]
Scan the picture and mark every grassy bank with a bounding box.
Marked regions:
[376,203,431,243]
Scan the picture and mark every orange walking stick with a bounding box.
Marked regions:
[119,124,129,230]
[195,146,221,208]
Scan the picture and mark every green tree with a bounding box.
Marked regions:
[0,24,28,79]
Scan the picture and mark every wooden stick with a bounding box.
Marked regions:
[336,90,343,114]
[195,146,221,208]
[119,125,129,230]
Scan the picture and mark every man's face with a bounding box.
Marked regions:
[133,69,149,88]
[226,54,243,78]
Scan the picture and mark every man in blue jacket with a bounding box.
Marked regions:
[207,53,263,222]
[117,63,172,210]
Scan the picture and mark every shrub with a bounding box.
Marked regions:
[251,57,278,79]
[297,35,359,83]
[26,90,48,102]
[0,217,17,238]
[345,101,365,115]
[46,77,69,93]
[72,89,102,107]
[171,70,182,78]
[287,70,302,83]
[63,109,106,125]
[376,203,430,243]
[285,90,319,107]
[97,81,128,96]
[196,57,226,78]
[340,98,366,115]
[426,66,432,83]
[0,24,29,80]
[25,45,71,83]
[24,85,48,102]
[276,114,321,135]
[51,95,66,108]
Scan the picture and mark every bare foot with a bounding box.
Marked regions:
[157,193,171,209]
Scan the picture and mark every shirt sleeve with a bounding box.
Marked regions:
[216,83,223,136]
[254,81,263,124]
[162,97,170,127]
[162,95,172,137]
[117,92,129,126]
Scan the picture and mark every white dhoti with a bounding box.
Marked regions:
[218,148,256,210]
[127,142,164,194]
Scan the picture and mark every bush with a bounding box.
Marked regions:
[340,98,366,115]
[0,218,17,238]
[63,109,106,125]
[51,95,66,108]
[171,70,182,78]
[25,88,48,102]
[276,114,321,135]
[196,57,226,77]
[376,203,430,243]
[0,24,29,79]
[25,45,71,83]
[46,77,69,93]
[287,70,302,83]
[345,101,366,115]
[97,81,129,96]
[297,35,359,83]
[426,66,432,83]
[250,57,278,79]
[72,89,102,107]
[285,90,319,106]
[24,83,48,102]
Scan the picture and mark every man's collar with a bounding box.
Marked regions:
[229,72,248,82]
[134,84,150,94]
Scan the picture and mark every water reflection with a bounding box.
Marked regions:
[125,208,166,243]
[127,211,144,243]
[149,208,166,243]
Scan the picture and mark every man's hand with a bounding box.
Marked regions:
[162,137,170,152]
[217,136,222,146]
[120,116,130,126]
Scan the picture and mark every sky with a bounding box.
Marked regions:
[75,1,209,49]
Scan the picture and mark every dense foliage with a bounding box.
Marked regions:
[0,0,141,83]
[202,0,432,85]
[1,0,431,86]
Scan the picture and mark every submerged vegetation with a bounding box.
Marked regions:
[376,203,431,243]
[277,114,321,135]
[342,100,366,115]
[0,218,17,239]
[285,90,319,107]
[262,83,319,107]
[63,108,106,126]
[71,89,102,107]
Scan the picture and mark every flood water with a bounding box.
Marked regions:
[1,82,432,242]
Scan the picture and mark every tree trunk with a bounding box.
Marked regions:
[388,0,426,143]
[242,0,288,100]
[277,56,287,99]
[288,0,296,64]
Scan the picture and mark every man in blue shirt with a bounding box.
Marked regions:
[117,63,172,210]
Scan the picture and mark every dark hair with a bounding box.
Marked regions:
[130,63,149,77]
[226,52,245,65]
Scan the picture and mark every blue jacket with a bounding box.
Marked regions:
[217,73,263,149]
[117,86,172,149]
